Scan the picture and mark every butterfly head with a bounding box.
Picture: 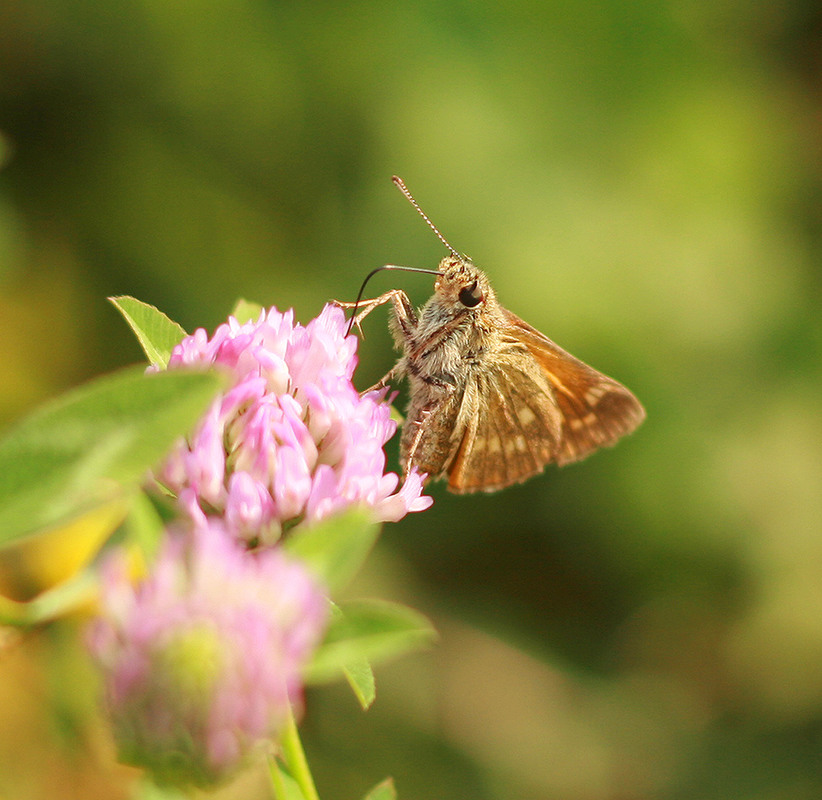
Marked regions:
[434,255,496,312]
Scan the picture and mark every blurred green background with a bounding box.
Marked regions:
[1,1,821,798]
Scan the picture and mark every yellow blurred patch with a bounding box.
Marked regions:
[0,495,129,603]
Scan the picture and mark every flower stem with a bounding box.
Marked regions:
[272,707,320,800]
[267,753,288,800]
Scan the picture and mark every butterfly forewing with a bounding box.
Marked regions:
[502,309,646,466]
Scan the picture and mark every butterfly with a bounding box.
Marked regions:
[340,177,645,493]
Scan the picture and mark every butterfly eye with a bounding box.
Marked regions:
[458,281,484,308]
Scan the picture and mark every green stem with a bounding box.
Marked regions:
[272,707,320,800]
[267,753,288,800]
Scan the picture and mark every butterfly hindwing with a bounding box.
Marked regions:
[446,356,564,492]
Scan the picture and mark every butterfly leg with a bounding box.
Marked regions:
[400,381,456,481]
[361,361,405,395]
[333,291,417,394]
[334,290,418,339]
[402,402,437,482]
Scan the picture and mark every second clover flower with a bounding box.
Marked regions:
[87,519,328,787]
[158,303,432,545]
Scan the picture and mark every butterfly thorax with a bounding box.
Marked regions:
[400,257,507,393]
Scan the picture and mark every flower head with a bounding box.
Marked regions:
[87,519,327,787]
[158,304,431,544]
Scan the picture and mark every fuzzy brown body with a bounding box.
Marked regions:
[346,254,645,494]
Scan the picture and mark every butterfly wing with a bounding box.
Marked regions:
[501,309,646,466]
[443,311,644,492]
[445,351,565,493]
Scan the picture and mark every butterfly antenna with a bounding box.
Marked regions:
[392,176,460,257]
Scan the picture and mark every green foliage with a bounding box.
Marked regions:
[132,777,188,800]
[362,778,396,800]
[231,298,266,324]
[284,509,381,594]
[343,656,376,711]
[0,367,224,544]
[0,562,98,627]
[269,761,306,800]
[109,297,188,368]
[307,599,437,689]
[288,510,436,710]
[121,490,170,562]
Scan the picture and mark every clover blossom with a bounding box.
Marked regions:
[87,519,327,788]
[158,303,431,544]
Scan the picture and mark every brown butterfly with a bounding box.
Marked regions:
[341,176,645,494]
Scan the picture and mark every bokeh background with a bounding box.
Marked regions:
[1,1,821,798]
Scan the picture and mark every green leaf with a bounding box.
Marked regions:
[109,296,187,368]
[122,489,167,560]
[230,298,265,324]
[131,777,188,800]
[0,562,98,627]
[0,366,224,545]
[283,508,380,593]
[343,655,376,710]
[305,599,437,684]
[131,776,189,800]
[268,760,307,800]
[362,778,397,800]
